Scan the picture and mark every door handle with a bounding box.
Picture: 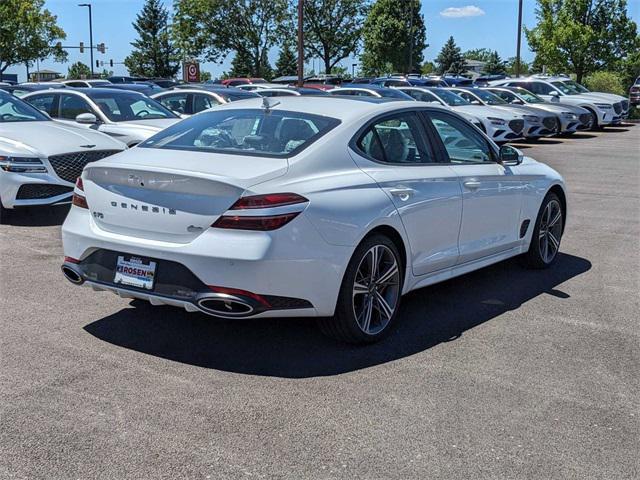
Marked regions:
[389,187,415,199]
[463,180,481,190]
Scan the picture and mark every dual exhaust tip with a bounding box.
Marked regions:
[61,262,259,318]
[61,264,84,285]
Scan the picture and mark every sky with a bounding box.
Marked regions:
[6,0,640,81]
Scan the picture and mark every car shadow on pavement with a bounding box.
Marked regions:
[84,253,591,378]
[4,205,69,227]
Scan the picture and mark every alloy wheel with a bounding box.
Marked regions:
[538,199,563,263]
[352,244,401,335]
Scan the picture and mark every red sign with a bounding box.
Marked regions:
[183,62,200,83]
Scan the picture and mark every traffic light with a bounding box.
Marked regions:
[79,42,84,53]
[96,60,100,69]
[109,59,113,68]
[97,43,105,54]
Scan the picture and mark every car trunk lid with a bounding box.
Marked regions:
[82,147,288,242]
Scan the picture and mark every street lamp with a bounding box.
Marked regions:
[516,0,523,77]
[352,63,357,78]
[78,3,94,77]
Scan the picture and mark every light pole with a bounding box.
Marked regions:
[516,0,523,77]
[297,0,304,87]
[352,63,357,79]
[78,3,94,77]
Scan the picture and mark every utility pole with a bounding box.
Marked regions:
[297,0,304,87]
[516,0,523,77]
[407,1,414,74]
[79,3,94,77]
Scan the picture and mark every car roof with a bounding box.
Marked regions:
[210,95,420,122]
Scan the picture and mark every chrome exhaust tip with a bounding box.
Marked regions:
[196,293,256,317]
[61,264,84,285]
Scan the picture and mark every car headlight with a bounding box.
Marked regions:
[523,115,540,123]
[0,155,47,173]
[561,112,577,119]
[487,117,506,126]
[594,103,612,110]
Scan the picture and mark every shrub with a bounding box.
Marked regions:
[583,71,626,95]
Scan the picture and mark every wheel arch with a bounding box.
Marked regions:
[362,224,408,275]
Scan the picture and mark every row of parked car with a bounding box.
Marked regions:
[0,74,629,224]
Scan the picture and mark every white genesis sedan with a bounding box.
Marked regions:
[0,91,125,223]
[61,97,567,344]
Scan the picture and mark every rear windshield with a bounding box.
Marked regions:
[431,88,470,106]
[88,91,177,121]
[140,108,340,157]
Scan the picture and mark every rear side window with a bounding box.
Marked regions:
[157,93,190,115]
[356,113,435,164]
[193,93,221,112]
[27,94,57,116]
[140,108,340,158]
[529,82,555,95]
[59,94,94,119]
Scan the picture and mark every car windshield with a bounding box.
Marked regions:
[88,91,177,121]
[430,88,470,106]
[464,88,507,105]
[379,89,414,99]
[0,93,50,122]
[562,80,590,93]
[551,81,578,95]
[139,108,340,158]
[513,87,544,103]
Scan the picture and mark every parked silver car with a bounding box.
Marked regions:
[23,88,180,146]
[449,87,559,138]
[484,86,593,133]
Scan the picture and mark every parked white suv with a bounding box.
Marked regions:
[22,88,180,146]
[0,90,124,223]
[491,77,620,129]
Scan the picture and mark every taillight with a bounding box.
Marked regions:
[64,256,80,264]
[212,193,308,231]
[207,285,271,307]
[229,193,308,209]
[212,212,300,231]
[72,177,88,209]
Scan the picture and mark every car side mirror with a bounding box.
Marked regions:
[75,112,98,124]
[549,91,560,102]
[511,99,524,105]
[499,145,523,166]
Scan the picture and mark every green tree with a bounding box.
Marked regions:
[303,0,368,74]
[173,0,289,78]
[463,48,493,62]
[200,70,212,82]
[435,36,465,75]
[67,61,91,79]
[99,68,114,79]
[506,57,530,76]
[360,0,427,76]
[229,48,272,79]
[0,0,67,75]
[618,48,640,89]
[274,39,297,77]
[584,71,625,95]
[124,0,179,78]
[483,50,506,75]
[525,0,639,82]
[421,61,435,75]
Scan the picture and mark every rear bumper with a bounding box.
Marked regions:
[61,206,353,317]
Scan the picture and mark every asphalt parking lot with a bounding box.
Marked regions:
[1,126,638,479]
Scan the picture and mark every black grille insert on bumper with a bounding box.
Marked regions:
[508,119,524,134]
[16,184,73,200]
[542,117,557,131]
[48,150,121,183]
[613,102,622,115]
[73,249,313,314]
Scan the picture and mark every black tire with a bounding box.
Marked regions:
[522,192,564,269]
[585,107,599,131]
[318,234,404,344]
